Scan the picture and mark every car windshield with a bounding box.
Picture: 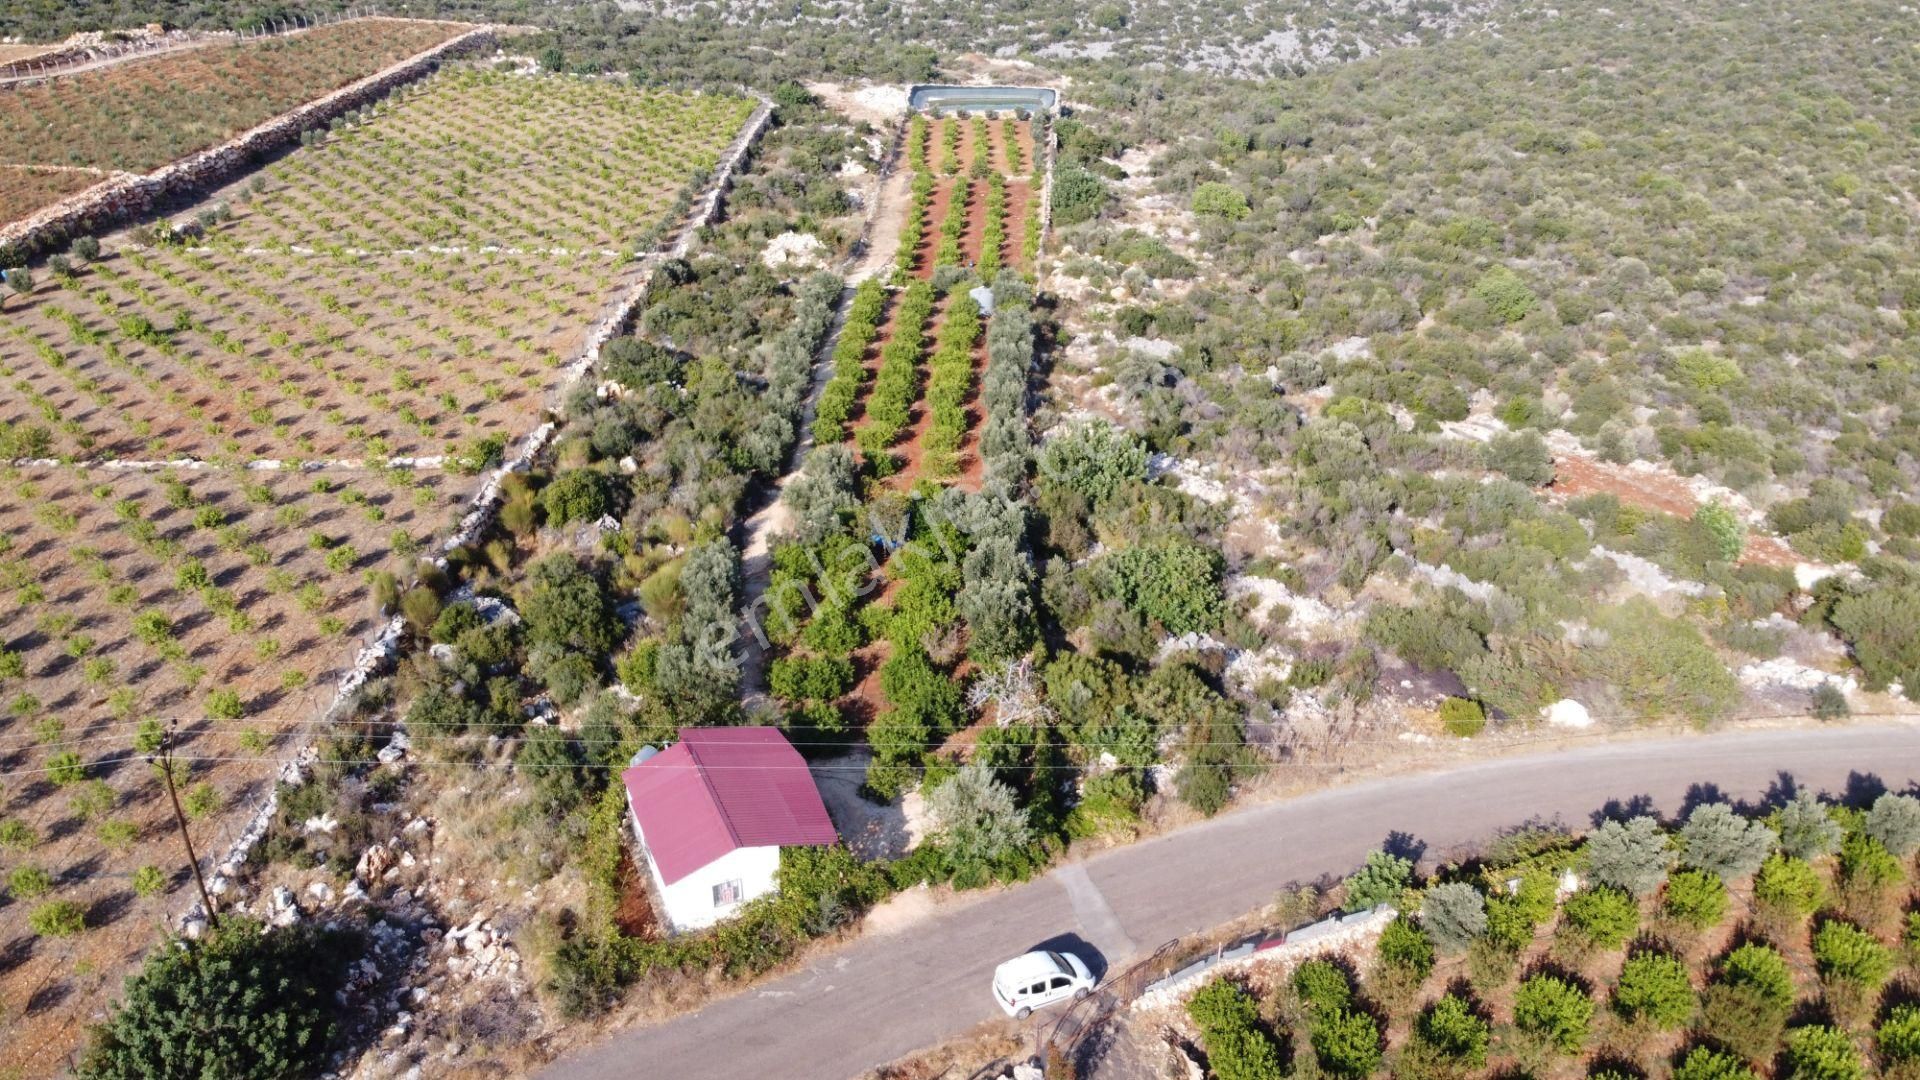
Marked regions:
[1046,952,1071,974]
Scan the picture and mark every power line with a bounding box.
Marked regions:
[5,703,1912,758]
[7,717,1919,780]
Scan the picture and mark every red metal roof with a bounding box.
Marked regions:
[621,727,838,885]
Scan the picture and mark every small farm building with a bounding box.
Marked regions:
[621,726,838,932]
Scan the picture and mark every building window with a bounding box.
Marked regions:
[712,879,743,907]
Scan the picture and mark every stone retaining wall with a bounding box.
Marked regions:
[1130,906,1396,1013]
[0,20,495,255]
[178,92,778,931]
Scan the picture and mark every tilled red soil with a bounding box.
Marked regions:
[1547,453,1800,567]
[1004,179,1034,272]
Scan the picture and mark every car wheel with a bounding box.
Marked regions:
[1074,987,1092,1001]
[1015,1006,1031,1020]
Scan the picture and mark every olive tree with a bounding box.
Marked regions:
[1585,815,1670,896]
[1678,803,1774,880]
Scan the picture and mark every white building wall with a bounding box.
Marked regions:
[632,817,782,932]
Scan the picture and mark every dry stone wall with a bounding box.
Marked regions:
[1131,906,1397,1013]
[0,21,496,255]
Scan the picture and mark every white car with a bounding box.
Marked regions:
[991,950,1095,1019]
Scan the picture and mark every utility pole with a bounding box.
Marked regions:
[149,724,219,931]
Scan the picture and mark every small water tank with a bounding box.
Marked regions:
[629,745,659,768]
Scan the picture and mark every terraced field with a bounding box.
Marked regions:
[0,68,758,1076]
[0,166,106,227]
[228,70,759,251]
[0,19,469,175]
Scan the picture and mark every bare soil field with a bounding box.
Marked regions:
[0,19,470,176]
[1004,178,1034,272]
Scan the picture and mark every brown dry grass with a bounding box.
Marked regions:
[0,19,471,173]
[0,165,106,226]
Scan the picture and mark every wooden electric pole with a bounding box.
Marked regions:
[150,724,219,931]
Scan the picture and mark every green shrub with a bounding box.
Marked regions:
[1186,979,1286,1080]
[31,900,85,937]
[1472,265,1539,323]
[48,750,87,785]
[1753,853,1825,919]
[1811,920,1893,990]
[1410,994,1489,1069]
[0,817,36,850]
[1485,430,1553,485]
[1657,868,1726,931]
[1291,958,1354,1012]
[1562,885,1639,950]
[541,469,616,527]
[1437,697,1486,737]
[131,866,166,898]
[1611,951,1695,1028]
[181,780,220,814]
[1512,973,1592,1054]
[1878,1004,1920,1067]
[1692,500,1746,561]
[1829,586,1920,697]
[1838,832,1904,895]
[1698,943,1794,1062]
[768,656,856,702]
[1376,915,1435,981]
[1310,1007,1382,1079]
[1106,541,1226,635]
[1781,1025,1865,1080]
[79,919,353,1079]
[8,864,54,900]
[1672,1046,1760,1080]
[1192,181,1251,220]
[1342,849,1413,912]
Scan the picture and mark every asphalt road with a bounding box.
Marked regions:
[541,723,1920,1080]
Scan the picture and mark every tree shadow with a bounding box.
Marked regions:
[87,888,135,930]
[1590,1053,1647,1079]
[1680,782,1727,819]
[1382,829,1427,867]
[25,978,71,1015]
[1592,794,1659,828]
[1841,771,1888,808]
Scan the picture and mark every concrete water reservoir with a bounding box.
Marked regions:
[908,84,1059,114]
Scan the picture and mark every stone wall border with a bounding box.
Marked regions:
[1129,906,1397,1013]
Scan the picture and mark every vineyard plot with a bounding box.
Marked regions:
[0,19,470,176]
[1,243,619,463]
[0,70,760,1077]
[0,463,457,1068]
[219,70,759,252]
